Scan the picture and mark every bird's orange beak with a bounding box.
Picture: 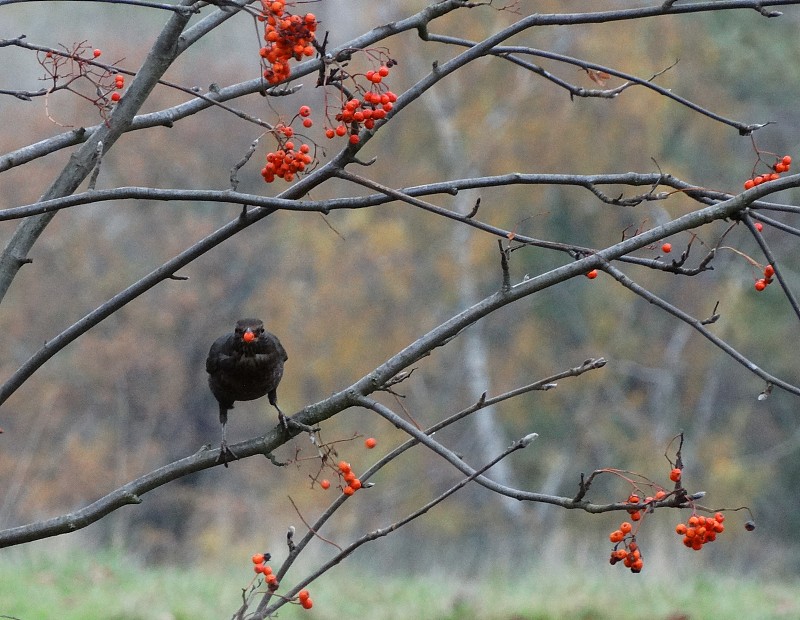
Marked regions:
[242,329,256,343]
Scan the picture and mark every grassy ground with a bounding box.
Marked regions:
[1,548,799,619]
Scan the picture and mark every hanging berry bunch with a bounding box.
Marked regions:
[258,0,318,85]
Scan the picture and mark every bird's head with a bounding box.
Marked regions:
[234,318,264,346]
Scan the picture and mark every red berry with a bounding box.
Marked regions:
[378,65,390,77]
[110,92,121,102]
[298,105,311,117]
[298,589,310,601]
[349,134,360,144]
[301,598,313,609]
[320,479,331,490]
[754,279,767,292]
[302,118,313,128]
[251,553,265,564]
[782,155,792,166]
[343,485,355,496]
[764,264,775,278]
[325,128,335,139]
[754,222,763,232]
[93,48,102,58]
[365,437,377,449]
[669,467,682,482]
[586,269,598,279]
[743,179,755,190]
[661,243,672,254]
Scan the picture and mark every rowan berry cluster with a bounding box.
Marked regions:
[324,63,398,145]
[743,155,792,190]
[675,512,725,550]
[258,0,317,85]
[607,488,667,574]
[297,589,313,610]
[38,43,126,121]
[261,133,313,183]
[608,530,644,573]
[251,553,280,590]
[338,460,362,496]
[754,264,775,292]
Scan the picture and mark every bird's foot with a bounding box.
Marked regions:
[278,411,317,434]
[216,440,238,467]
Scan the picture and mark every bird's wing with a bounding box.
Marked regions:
[263,331,288,361]
[206,334,237,373]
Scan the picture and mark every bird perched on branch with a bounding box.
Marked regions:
[206,318,288,466]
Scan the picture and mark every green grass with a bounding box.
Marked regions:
[1,548,799,619]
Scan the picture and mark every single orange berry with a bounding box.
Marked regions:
[365,437,377,449]
[325,128,335,139]
[378,65,390,77]
[338,460,351,473]
[298,105,311,117]
[755,279,767,292]
[654,490,666,500]
[744,179,755,190]
[714,512,725,523]
[675,523,687,535]
[343,485,355,496]
[669,467,682,482]
[754,222,763,232]
[344,471,356,484]
[93,48,102,58]
[320,479,331,490]
[110,92,121,102]
[609,530,624,543]
[764,265,775,278]
[298,589,310,601]
[661,243,672,253]
[586,269,598,279]
[251,553,265,565]
[782,155,792,166]
[350,478,362,491]
[335,124,347,137]
[301,598,313,609]
[302,118,313,128]
[349,134,360,144]
[630,511,641,522]
[620,522,632,534]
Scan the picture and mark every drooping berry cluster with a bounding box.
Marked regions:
[261,137,313,183]
[607,489,667,573]
[38,43,126,121]
[743,155,792,189]
[608,531,644,573]
[297,589,313,610]
[338,460,362,496]
[258,0,317,85]
[754,264,775,292]
[675,512,725,550]
[324,63,398,144]
[251,553,280,590]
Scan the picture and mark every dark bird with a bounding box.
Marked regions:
[206,318,288,466]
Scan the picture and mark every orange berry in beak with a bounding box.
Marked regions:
[243,330,256,343]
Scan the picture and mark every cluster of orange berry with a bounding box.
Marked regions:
[675,512,725,550]
[324,66,398,145]
[258,0,317,85]
[743,155,792,189]
[607,489,668,573]
[251,553,280,590]
[261,138,313,183]
[337,460,362,496]
[109,73,124,103]
[754,264,775,292]
[297,589,313,610]
[608,531,644,573]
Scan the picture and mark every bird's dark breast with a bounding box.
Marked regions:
[209,352,284,402]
